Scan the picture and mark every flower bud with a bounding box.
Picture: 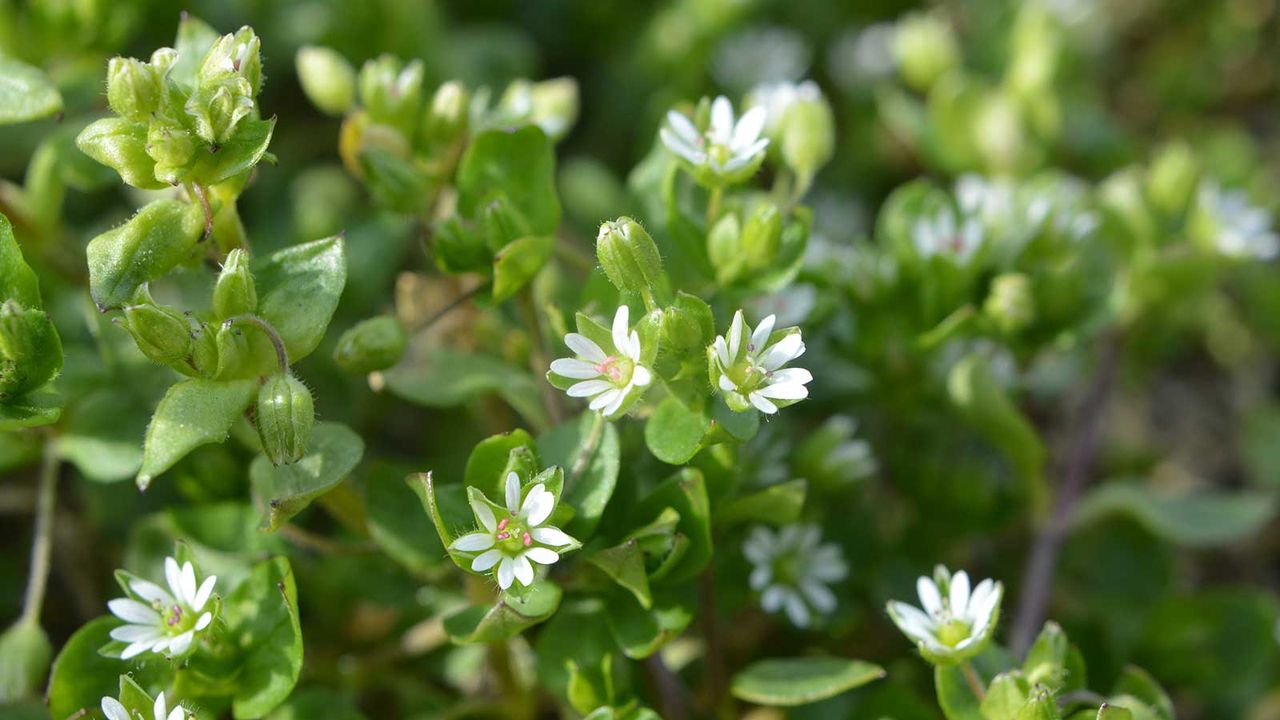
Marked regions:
[661,292,713,356]
[213,249,257,320]
[529,77,578,141]
[707,213,744,285]
[106,57,162,122]
[420,81,470,156]
[596,217,664,294]
[296,46,356,116]
[780,90,835,182]
[359,55,423,140]
[984,273,1034,334]
[187,82,254,144]
[333,315,407,374]
[0,301,62,398]
[256,372,314,465]
[741,202,783,270]
[894,13,959,92]
[200,27,263,95]
[120,303,195,371]
[150,47,179,75]
[146,121,198,182]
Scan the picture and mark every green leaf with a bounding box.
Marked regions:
[0,213,41,307]
[465,429,538,499]
[1072,482,1276,547]
[605,588,693,660]
[1096,707,1133,720]
[1111,666,1173,720]
[589,539,652,609]
[366,462,446,576]
[534,599,620,703]
[492,235,554,302]
[86,199,205,310]
[980,672,1031,720]
[715,479,807,528]
[644,397,710,465]
[936,665,985,720]
[539,413,620,538]
[225,557,304,719]
[137,379,257,490]
[253,236,348,363]
[192,118,277,185]
[384,347,550,432]
[0,389,62,431]
[250,422,365,531]
[731,657,885,707]
[457,126,561,234]
[407,472,472,571]
[633,469,711,583]
[443,580,563,643]
[75,118,163,189]
[47,617,172,720]
[265,687,368,720]
[57,387,150,482]
[0,58,62,125]
[0,618,51,702]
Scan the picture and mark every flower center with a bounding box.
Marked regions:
[727,360,769,392]
[594,355,635,387]
[936,617,972,648]
[151,599,198,635]
[496,517,533,554]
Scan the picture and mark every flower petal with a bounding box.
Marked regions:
[102,697,131,720]
[111,625,162,643]
[602,386,628,417]
[714,336,732,368]
[108,598,160,625]
[121,639,154,660]
[950,571,971,617]
[195,612,212,631]
[505,472,522,514]
[565,333,606,362]
[784,591,811,627]
[513,555,535,586]
[550,358,601,379]
[470,494,496,532]
[710,96,734,142]
[631,365,652,387]
[130,579,173,605]
[524,547,559,565]
[666,110,700,145]
[769,367,812,386]
[531,526,574,547]
[611,306,630,355]
[523,488,554,527]
[761,585,786,612]
[568,379,613,398]
[452,532,496,552]
[472,549,502,572]
[749,392,778,414]
[179,562,197,606]
[497,556,515,589]
[757,382,808,401]
[588,388,621,412]
[750,314,776,353]
[917,576,943,616]
[749,565,772,591]
[733,106,767,150]
[164,557,183,599]
[155,692,168,720]
[728,310,745,360]
[801,579,837,614]
[168,630,193,655]
[193,575,216,612]
[759,333,805,370]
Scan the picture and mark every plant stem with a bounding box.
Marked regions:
[518,287,565,425]
[961,662,986,701]
[418,282,488,332]
[567,412,606,487]
[21,432,59,625]
[698,568,726,711]
[1009,334,1121,654]
[223,313,290,371]
[645,654,689,720]
[186,182,215,240]
[706,185,723,226]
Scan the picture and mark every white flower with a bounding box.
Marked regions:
[747,80,823,137]
[710,310,811,415]
[450,471,578,590]
[550,305,652,418]
[743,524,847,628]
[1198,181,1279,260]
[887,565,1003,663]
[912,205,983,264]
[102,691,185,720]
[660,96,769,185]
[107,557,216,660]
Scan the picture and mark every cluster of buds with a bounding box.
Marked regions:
[1,215,61,401]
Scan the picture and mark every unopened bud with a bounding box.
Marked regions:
[256,373,314,465]
[780,89,835,182]
[529,77,579,140]
[200,27,263,95]
[985,273,1034,334]
[707,213,744,285]
[1147,142,1199,217]
[187,83,254,144]
[661,292,713,356]
[421,81,470,155]
[146,122,198,182]
[213,249,258,320]
[106,57,162,122]
[359,55,423,139]
[596,217,664,294]
[333,315,407,374]
[894,13,959,92]
[742,203,783,270]
[296,46,356,116]
[121,303,195,370]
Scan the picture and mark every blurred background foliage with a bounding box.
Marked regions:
[4,0,1280,718]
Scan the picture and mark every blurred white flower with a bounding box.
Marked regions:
[1198,181,1279,260]
[107,556,216,660]
[887,565,1003,663]
[747,80,822,137]
[550,305,652,418]
[912,206,983,264]
[828,23,898,90]
[712,26,811,93]
[710,310,812,415]
[661,96,768,185]
[451,471,577,590]
[743,524,847,627]
[102,691,185,720]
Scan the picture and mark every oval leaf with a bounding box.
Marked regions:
[443,580,563,644]
[1072,482,1276,548]
[87,199,205,310]
[251,422,365,531]
[137,379,257,490]
[252,236,347,363]
[731,657,885,707]
[0,59,62,125]
[457,126,561,234]
[226,557,304,719]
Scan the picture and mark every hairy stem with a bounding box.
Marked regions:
[1010,334,1121,654]
[418,282,488,332]
[223,313,290,371]
[962,662,986,701]
[519,287,565,425]
[21,432,59,625]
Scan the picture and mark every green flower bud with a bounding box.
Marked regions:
[106,57,162,122]
[985,273,1034,334]
[420,80,470,156]
[482,196,532,253]
[120,303,196,372]
[780,91,835,182]
[146,121,198,182]
[150,47,179,75]
[187,82,254,144]
[296,46,356,116]
[200,26,263,95]
[359,55,423,140]
[894,13,959,92]
[333,315,407,374]
[1147,142,1199,217]
[529,77,579,140]
[741,202,783,270]
[256,372,314,466]
[191,323,219,379]
[596,217,664,294]
[660,292,713,356]
[213,249,257,320]
[707,213,744,285]
[0,301,62,398]
[0,619,51,702]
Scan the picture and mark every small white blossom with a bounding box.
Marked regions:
[102,692,185,720]
[660,96,769,185]
[107,557,216,660]
[451,471,578,590]
[912,205,983,264]
[710,310,811,415]
[550,305,652,418]
[747,80,823,138]
[887,565,1003,663]
[1198,181,1279,260]
[743,524,847,628]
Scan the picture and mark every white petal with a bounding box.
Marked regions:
[168,708,185,720]
[611,306,630,355]
[784,591,811,627]
[750,314,776,353]
[193,575,216,611]
[801,580,837,614]
[710,96,734,141]
[470,495,496,532]
[665,110,701,145]
[759,334,804,370]
[523,488,554,527]
[888,602,936,643]
[602,386,627,417]
[718,374,739,393]
[749,565,772,591]
[179,563,197,606]
[505,472,521,514]
[660,128,704,164]
[757,382,808,401]
[950,571,971,617]
[769,368,812,386]
[733,106,767,149]
[497,556,516,589]
[168,630,193,655]
[551,358,600,379]
[728,310,745,360]
[109,598,160,625]
[165,557,183,599]
[714,336,732,368]
[531,526,574,547]
[121,639,154,660]
[749,393,778,414]
[130,579,173,605]
[631,365,652,387]
[452,532,496,552]
[524,547,560,565]
[761,585,786,612]
[565,333,606,362]
[154,692,168,720]
[568,379,613,398]
[627,330,642,360]
[150,637,170,653]
[513,555,535,586]
[588,388,621,411]
[111,625,162,643]
[917,577,943,616]
[194,612,212,631]
[471,549,502,572]
[102,697,131,720]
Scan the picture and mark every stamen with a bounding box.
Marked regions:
[522,532,533,547]
[497,518,509,531]
[167,605,183,627]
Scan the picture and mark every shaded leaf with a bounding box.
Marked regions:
[731,657,885,707]
[1073,482,1275,547]
[493,235,553,302]
[0,59,62,125]
[457,126,561,234]
[539,413,620,538]
[225,557,304,719]
[644,397,709,465]
[384,347,550,431]
[137,379,257,490]
[443,580,562,643]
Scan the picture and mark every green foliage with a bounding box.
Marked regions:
[731,657,886,707]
